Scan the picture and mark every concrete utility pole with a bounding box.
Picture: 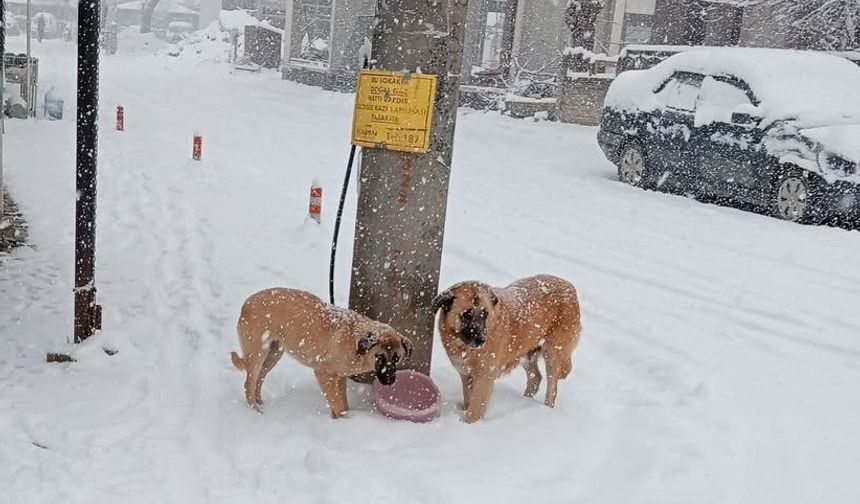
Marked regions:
[348,0,469,376]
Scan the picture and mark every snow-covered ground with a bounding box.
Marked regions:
[2,35,860,504]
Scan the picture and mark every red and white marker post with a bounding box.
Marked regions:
[192,133,202,161]
[309,179,322,223]
[116,106,124,131]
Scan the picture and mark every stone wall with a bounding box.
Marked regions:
[245,25,282,68]
[556,75,613,126]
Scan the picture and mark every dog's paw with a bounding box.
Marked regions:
[463,414,482,424]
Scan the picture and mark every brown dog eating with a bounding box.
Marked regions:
[433,275,581,423]
[231,288,413,417]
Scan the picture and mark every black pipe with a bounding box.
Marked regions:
[74,0,101,342]
[329,58,369,306]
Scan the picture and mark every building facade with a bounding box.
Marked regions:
[280,0,663,89]
[281,0,374,88]
[280,0,859,90]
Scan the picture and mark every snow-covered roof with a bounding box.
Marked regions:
[218,9,257,30]
[607,47,860,127]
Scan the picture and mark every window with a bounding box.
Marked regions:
[695,76,754,125]
[655,73,702,113]
[479,0,511,71]
[294,0,332,66]
[480,11,506,69]
[623,13,653,45]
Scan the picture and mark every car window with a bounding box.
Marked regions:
[695,76,754,126]
[655,74,702,113]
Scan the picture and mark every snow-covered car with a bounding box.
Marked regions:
[598,48,860,225]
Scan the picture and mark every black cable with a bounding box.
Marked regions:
[329,57,370,305]
[329,143,358,305]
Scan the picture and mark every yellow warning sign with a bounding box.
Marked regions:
[351,70,438,153]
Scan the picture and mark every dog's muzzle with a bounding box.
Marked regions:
[460,325,486,348]
[375,356,397,385]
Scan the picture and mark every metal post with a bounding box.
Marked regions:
[348,0,468,375]
[74,0,102,343]
[26,0,32,116]
[1,5,5,222]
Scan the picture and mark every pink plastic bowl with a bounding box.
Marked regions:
[372,369,441,423]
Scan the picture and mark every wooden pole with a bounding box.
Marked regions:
[73,0,102,343]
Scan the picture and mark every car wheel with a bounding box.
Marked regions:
[771,169,822,224]
[618,141,650,188]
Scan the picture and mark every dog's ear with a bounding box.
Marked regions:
[401,337,414,361]
[356,331,378,355]
[489,289,499,307]
[432,290,455,313]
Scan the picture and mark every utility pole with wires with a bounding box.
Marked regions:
[347,0,469,376]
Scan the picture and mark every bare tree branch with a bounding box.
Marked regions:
[746,0,860,50]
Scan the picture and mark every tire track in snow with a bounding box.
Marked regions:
[535,246,860,360]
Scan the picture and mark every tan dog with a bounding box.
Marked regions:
[433,275,581,423]
[230,288,413,417]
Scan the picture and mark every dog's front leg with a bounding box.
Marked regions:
[522,355,542,398]
[314,370,349,418]
[458,373,473,411]
[464,378,494,423]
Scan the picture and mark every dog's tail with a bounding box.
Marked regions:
[230,351,246,371]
